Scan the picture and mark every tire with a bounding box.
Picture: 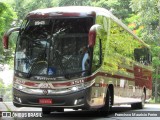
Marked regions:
[141,92,146,108]
[55,108,64,112]
[98,89,111,116]
[131,92,145,109]
[42,107,51,115]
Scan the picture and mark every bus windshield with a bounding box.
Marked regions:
[15,17,93,78]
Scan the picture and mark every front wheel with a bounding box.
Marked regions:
[54,108,64,112]
[98,89,111,116]
[42,107,51,115]
[42,107,64,115]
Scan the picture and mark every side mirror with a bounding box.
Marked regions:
[88,24,102,47]
[3,27,20,49]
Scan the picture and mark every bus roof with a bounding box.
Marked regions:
[26,6,149,48]
[26,6,109,18]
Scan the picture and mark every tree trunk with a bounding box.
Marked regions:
[155,66,159,103]
[156,0,160,103]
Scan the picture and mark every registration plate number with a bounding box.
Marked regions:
[39,99,52,104]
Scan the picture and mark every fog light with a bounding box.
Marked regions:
[74,98,84,105]
[77,98,83,103]
[16,97,22,103]
[18,98,22,103]
[74,99,78,105]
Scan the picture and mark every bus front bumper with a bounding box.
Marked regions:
[13,88,90,109]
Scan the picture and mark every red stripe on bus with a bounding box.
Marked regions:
[24,82,39,87]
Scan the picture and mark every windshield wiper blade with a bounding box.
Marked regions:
[27,42,49,78]
[27,60,39,78]
[27,60,48,78]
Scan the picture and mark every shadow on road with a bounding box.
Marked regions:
[41,106,132,119]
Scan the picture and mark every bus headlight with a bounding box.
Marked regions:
[14,83,26,90]
[71,80,94,92]
[71,86,78,91]
[13,79,95,95]
[14,83,40,94]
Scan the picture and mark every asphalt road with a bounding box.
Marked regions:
[1,102,160,120]
[0,102,8,118]
[0,102,8,111]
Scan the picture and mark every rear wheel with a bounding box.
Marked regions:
[141,92,146,108]
[131,102,142,109]
[131,92,145,109]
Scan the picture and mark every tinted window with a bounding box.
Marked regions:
[134,48,151,65]
[15,17,93,78]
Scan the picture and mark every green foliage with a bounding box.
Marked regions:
[58,0,89,6]
[4,83,12,101]
[131,0,159,43]
[90,0,133,22]
[2,0,58,25]
[0,78,5,88]
[12,0,42,23]
[130,0,160,103]
[0,2,16,59]
[151,46,160,69]
[103,20,139,74]
[0,78,5,97]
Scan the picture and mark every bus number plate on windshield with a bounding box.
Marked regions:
[39,99,52,104]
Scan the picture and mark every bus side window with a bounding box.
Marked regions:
[92,38,101,72]
[134,48,151,65]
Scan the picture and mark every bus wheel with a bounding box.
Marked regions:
[131,102,143,109]
[131,92,145,109]
[42,107,51,115]
[141,92,146,108]
[98,89,111,116]
[55,108,64,112]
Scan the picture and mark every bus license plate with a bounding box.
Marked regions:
[39,99,52,104]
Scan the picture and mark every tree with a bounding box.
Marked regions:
[89,0,133,23]
[4,83,12,101]
[131,0,160,103]
[58,0,89,6]
[0,78,5,98]
[0,2,16,59]
[2,0,58,26]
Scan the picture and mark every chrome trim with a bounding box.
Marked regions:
[13,101,85,108]
[13,80,94,95]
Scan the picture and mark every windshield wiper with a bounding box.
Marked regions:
[27,60,47,78]
[27,61,35,78]
[27,44,48,78]
[54,50,66,76]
